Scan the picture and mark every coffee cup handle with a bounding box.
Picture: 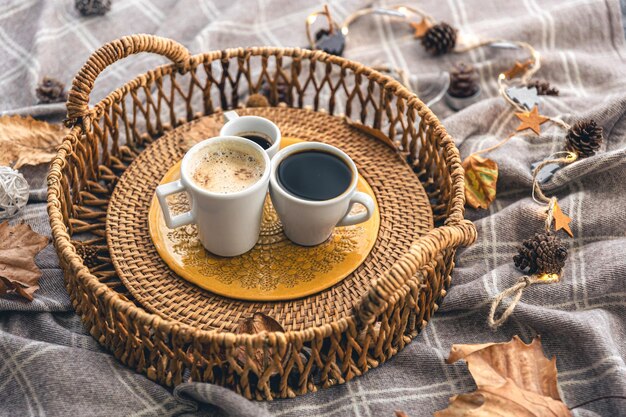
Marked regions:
[336,192,375,227]
[155,180,194,229]
[223,110,239,123]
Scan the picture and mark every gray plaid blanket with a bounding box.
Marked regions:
[1,0,626,416]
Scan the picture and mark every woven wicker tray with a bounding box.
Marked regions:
[48,35,476,399]
[106,108,433,331]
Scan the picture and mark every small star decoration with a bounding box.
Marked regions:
[503,59,533,79]
[410,19,432,38]
[515,105,549,135]
[552,201,573,237]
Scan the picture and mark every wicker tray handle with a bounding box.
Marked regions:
[66,34,191,124]
[357,219,476,326]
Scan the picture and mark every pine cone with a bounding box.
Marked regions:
[36,77,67,104]
[314,29,346,56]
[261,77,291,105]
[246,93,270,108]
[74,241,99,268]
[566,120,603,158]
[448,62,479,98]
[527,79,559,96]
[421,22,457,56]
[514,232,567,275]
[75,0,111,16]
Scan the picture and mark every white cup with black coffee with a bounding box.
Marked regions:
[269,142,375,246]
[220,111,281,158]
[155,136,270,257]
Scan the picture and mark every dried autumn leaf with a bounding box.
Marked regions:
[344,117,397,151]
[235,313,284,371]
[462,154,498,209]
[0,115,68,169]
[0,221,49,301]
[236,312,284,335]
[435,336,571,417]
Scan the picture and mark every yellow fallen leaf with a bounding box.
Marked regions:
[434,336,571,417]
[462,154,498,209]
[0,115,68,169]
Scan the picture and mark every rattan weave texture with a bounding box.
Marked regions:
[107,108,433,332]
[48,34,477,399]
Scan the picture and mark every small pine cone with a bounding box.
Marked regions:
[448,62,479,98]
[74,241,99,268]
[421,22,457,56]
[514,232,568,275]
[246,93,270,108]
[261,78,291,105]
[36,77,67,104]
[566,120,603,158]
[75,0,111,16]
[527,79,559,96]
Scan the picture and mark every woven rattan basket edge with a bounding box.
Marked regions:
[47,34,477,398]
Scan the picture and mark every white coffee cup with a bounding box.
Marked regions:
[269,142,375,246]
[155,136,270,257]
[220,111,281,158]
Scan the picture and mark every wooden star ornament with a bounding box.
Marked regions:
[515,106,549,135]
[503,59,533,79]
[410,19,432,38]
[552,201,573,237]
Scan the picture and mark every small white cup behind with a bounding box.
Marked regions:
[220,111,281,158]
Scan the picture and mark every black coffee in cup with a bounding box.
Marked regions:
[238,132,272,150]
[277,150,352,201]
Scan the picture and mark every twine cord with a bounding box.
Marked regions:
[488,273,560,329]
[488,275,536,329]
[531,151,578,205]
[341,4,435,37]
[305,5,338,49]
[488,151,577,329]
[471,132,515,157]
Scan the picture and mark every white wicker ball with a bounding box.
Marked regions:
[0,166,29,220]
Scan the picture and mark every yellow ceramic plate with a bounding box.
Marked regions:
[148,137,380,301]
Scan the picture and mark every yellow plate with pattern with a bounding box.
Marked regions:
[148,137,380,301]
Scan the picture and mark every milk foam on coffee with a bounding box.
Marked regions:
[190,144,264,193]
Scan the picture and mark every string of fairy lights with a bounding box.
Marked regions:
[301,4,604,328]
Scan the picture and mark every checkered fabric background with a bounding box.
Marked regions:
[1,0,626,416]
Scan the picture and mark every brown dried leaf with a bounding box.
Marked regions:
[344,117,397,151]
[178,117,223,152]
[0,222,49,301]
[235,313,285,371]
[435,336,571,417]
[0,115,68,169]
[236,312,285,335]
[462,154,498,209]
